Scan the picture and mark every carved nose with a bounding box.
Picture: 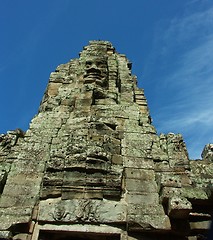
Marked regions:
[90,63,98,69]
[87,68,101,75]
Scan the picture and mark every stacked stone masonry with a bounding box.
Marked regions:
[0,41,212,240]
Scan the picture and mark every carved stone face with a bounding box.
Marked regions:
[83,57,108,87]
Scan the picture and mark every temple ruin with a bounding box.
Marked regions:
[0,41,212,240]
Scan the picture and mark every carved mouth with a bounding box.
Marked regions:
[85,74,102,80]
[84,69,104,80]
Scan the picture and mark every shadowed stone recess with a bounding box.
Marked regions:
[0,41,212,240]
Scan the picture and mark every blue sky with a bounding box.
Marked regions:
[1,0,212,159]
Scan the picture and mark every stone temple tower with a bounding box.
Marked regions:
[0,41,213,240]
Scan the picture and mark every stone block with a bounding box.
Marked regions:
[0,207,32,217]
[122,138,152,150]
[187,237,197,240]
[95,98,117,105]
[13,233,30,240]
[126,193,159,205]
[160,174,182,188]
[40,186,62,199]
[154,161,171,172]
[85,161,109,172]
[63,171,86,186]
[123,157,154,169]
[84,189,103,199]
[0,194,37,208]
[43,171,63,186]
[123,120,140,128]
[0,213,31,230]
[75,98,93,107]
[123,131,154,141]
[190,220,211,230]
[104,142,121,155]
[47,83,62,96]
[125,179,158,193]
[47,157,64,170]
[127,214,171,231]
[103,189,121,199]
[122,147,146,158]
[181,187,209,201]
[168,196,192,218]
[180,174,192,186]
[125,168,155,180]
[4,172,41,186]
[86,172,106,186]
[160,187,182,202]
[2,183,40,197]
[0,231,12,238]
[64,159,86,169]
[128,203,165,216]
[61,187,85,200]
[10,159,45,175]
[112,154,123,165]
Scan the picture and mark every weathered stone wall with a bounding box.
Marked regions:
[0,41,212,240]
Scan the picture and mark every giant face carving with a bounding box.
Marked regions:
[83,57,108,87]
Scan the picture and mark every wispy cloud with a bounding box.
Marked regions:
[147,3,213,159]
[163,36,213,106]
[160,5,213,53]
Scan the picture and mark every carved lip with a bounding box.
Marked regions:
[84,73,103,80]
[84,68,105,80]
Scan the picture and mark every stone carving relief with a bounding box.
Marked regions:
[63,120,122,198]
[52,202,70,221]
[75,199,99,222]
[49,200,99,222]
[42,198,126,223]
[83,57,108,88]
[42,117,123,200]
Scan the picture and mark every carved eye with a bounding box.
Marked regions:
[96,61,106,68]
[85,61,92,68]
[96,61,102,66]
